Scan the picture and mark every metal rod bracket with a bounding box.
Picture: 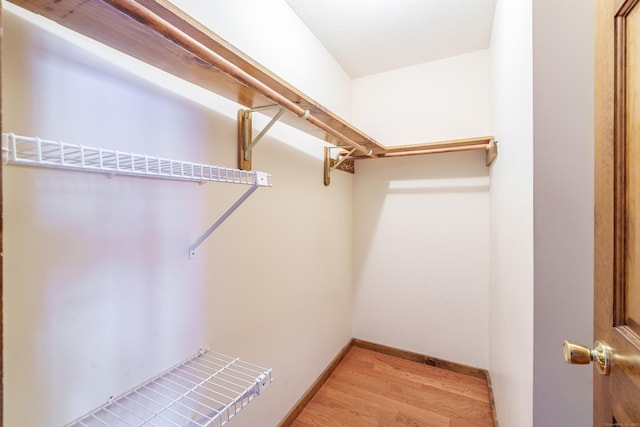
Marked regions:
[324,146,357,186]
[238,105,285,171]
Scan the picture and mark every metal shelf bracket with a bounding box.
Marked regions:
[1,132,273,260]
[189,171,270,259]
[324,146,356,186]
[238,105,286,171]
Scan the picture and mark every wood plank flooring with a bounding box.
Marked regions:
[290,347,494,427]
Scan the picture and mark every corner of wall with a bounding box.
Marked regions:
[488,0,535,425]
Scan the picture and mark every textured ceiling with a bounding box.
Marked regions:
[285,0,497,78]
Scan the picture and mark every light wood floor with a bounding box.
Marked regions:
[290,347,494,427]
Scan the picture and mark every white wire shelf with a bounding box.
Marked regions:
[66,348,272,427]
[2,133,271,187]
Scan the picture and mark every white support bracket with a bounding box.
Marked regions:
[189,171,270,259]
[238,105,285,171]
[1,133,273,260]
[324,146,356,186]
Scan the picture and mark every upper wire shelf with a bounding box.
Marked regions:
[2,133,271,187]
[66,348,272,427]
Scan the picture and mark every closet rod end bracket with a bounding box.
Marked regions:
[486,138,498,167]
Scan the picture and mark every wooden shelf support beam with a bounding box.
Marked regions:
[325,136,498,185]
[348,136,498,163]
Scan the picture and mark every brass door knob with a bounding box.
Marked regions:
[563,340,611,375]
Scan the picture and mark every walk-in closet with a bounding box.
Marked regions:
[2,1,596,426]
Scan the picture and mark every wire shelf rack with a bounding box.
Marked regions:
[66,348,272,427]
[2,133,271,187]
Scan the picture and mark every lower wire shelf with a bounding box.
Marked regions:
[66,348,272,427]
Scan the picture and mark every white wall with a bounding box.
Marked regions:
[352,52,491,369]
[352,153,490,368]
[170,0,352,121]
[352,50,492,145]
[2,2,354,425]
[489,0,534,426]
[532,0,594,425]
[489,1,595,425]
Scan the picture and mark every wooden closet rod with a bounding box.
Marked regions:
[102,0,373,158]
[375,143,489,158]
[348,137,495,160]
